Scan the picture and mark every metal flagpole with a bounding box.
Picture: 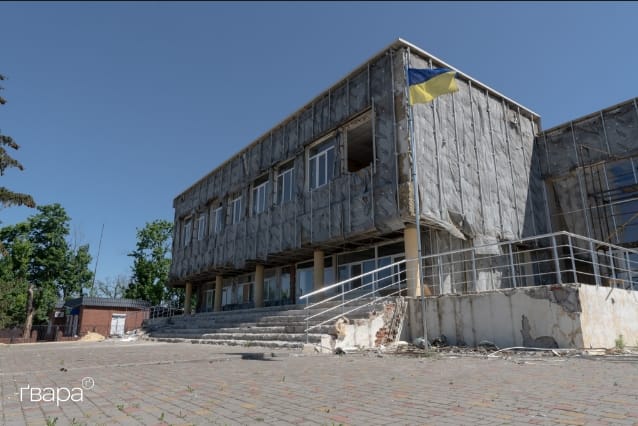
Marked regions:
[91,224,105,293]
[403,48,429,348]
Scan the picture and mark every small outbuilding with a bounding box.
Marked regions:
[51,297,151,337]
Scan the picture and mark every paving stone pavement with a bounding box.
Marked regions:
[1,340,638,425]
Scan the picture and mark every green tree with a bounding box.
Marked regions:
[0,74,35,209]
[0,204,93,335]
[0,235,31,328]
[125,219,176,306]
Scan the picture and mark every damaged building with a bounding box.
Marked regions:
[164,39,638,349]
[169,38,543,311]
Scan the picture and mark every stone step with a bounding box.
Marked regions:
[147,300,377,326]
[149,322,336,336]
[144,298,390,344]
[209,325,335,334]
[198,332,322,342]
[153,310,369,328]
[149,332,321,343]
[143,336,305,349]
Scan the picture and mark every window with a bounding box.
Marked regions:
[183,219,192,246]
[197,214,206,240]
[346,119,374,172]
[184,219,192,246]
[309,142,335,189]
[205,289,214,311]
[231,196,242,224]
[264,275,278,301]
[252,180,269,215]
[213,207,224,233]
[277,164,294,204]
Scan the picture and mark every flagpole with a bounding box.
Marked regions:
[403,48,429,348]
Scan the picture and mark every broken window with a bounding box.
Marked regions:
[346,119,374,172]
[309,141,336,190]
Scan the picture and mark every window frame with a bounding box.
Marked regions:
[197,214,206,241]
[276,164,294,204]
[231,196,243,224]
[213,206,224,234]
[308,143,336,190]
[252,180,269,216]
[183,218,192,247]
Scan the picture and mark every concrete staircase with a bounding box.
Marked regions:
[142,299,386,349]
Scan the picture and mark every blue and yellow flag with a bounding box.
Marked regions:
[408,67,458,105]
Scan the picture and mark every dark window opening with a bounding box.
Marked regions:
[347,121,373,172]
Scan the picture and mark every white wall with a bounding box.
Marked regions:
[407,285,586,348]
[580,285,638,349]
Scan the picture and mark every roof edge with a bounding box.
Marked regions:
[173,38,541,204]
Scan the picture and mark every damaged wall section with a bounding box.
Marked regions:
[397,50,544,249]
[171,47,403,282]
[537,98,638,247]
[406,283,638,349]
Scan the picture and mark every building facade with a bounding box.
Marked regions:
[538,98,638,247]
[169,39,547,313]
[52,297,150,337]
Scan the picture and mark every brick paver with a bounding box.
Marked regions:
[1,340,638,425]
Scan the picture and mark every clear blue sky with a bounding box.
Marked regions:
[1,2,637,285]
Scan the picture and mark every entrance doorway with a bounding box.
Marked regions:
[110,314,126,336]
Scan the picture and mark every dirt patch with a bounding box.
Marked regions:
[80,332,105,342]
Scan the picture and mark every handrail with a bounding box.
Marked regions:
[305,285,404,333]
[304,266,411,313]
[300,259,407,301]
[305,267,412,322]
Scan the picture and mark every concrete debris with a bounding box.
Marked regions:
[477,340,498,351]
[431,335,448,347]
[334,317,349,339]
[413,337,427,349]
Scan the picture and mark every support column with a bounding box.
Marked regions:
[254,264,265,308]
[184,282,192,315]
[313,249,325,292]
[214,275,223,312]
[404,225,422,297]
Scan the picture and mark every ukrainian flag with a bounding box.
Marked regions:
[408,67,458,105]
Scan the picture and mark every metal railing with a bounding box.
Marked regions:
[420,231,638,295]
[149,302,184,319]
[301,231,638,341]
[300,260,416,337]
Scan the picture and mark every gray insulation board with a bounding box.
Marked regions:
[405,52,541,248]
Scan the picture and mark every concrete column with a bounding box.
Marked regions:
[254,264,265,308]
[214,275,223,312]
[313,249,324,292]
[404,225,422,297]
[184,282,193,315]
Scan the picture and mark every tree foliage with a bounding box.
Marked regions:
[91,274,129,299]
[0,74,35,209]
[125,219,176,305]
[0,204,93,329]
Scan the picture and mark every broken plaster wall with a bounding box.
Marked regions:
[407,284,586,348]
[395,50,543,253]
[537,98,638,243]
[319,298,407,352]
[171,50,404,282]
